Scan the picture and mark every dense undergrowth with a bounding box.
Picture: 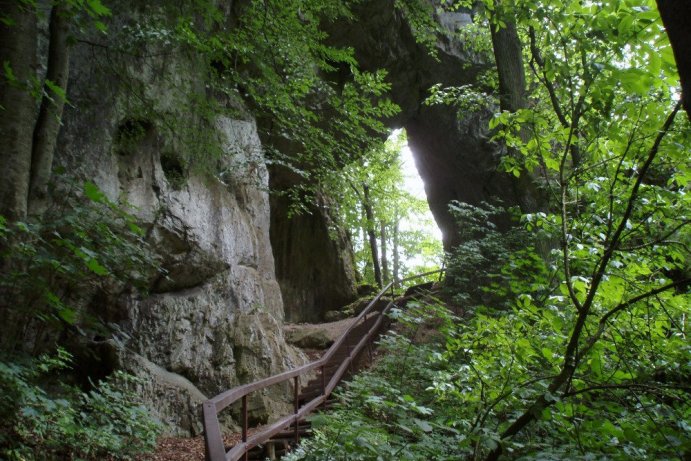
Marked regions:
[0,182,163,460]
[285,295,688,461]
[285,199,689,461]
[0,349,161,461]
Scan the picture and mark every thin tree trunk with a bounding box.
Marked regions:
[380,221,389,283]
[392,220,400,283]
[362,184,382,287]
[0,1,38,221]
[489,8,547,214]
[29,4,70,216]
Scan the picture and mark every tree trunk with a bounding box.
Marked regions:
[490,18,526,113]
[380,221,389,284]
[362,184,382,287]
[29,4,70,216]
[392,220,400,283]
[0,1,38,221]
[489,9,547,213]
[656,0,691,119]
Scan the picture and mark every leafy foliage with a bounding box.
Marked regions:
[154,0,400,195]
[285,303,464,461]
[287,292,689,460]
[0,348,161,460]
[285,0,690,459]
[445,202,549,311]
[0,181,160,346]
[394,0,443,57]
[333,131,442,284]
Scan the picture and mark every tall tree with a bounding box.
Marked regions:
[0,1,107,221]
[380,221,390,283]
[0,0,38,221]
[337,132,442,285]
[488,9,526,113]
[28,4,71,215]
[362,183,383,288]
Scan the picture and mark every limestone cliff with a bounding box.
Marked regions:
[2,0,544,438]
[269,170,358,323]
[50,5,304,435]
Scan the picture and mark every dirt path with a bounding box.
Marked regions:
[284,317,355,341]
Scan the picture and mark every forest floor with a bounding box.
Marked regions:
[138,317,356,461]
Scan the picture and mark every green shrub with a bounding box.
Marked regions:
[444,201,549,311]
[0,181,163,460]
[285,293,690,460]
[0,181,161,346]
[0,348,161,461]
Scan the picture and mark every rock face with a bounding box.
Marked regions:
[12,0,544,438]
[245,0,538,324]
[52,11,304,435]
[269,172,358,323]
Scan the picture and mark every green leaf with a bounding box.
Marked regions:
[84,181,107,203]
[44,79,67,103]
[482,436,498,450]
[414,418,433,432]
[541,347,554,360]
[3,60,17,85]
[86,258,109,276]
[94,20,108,33]
[58,308,77,324]
[86,0,112,16]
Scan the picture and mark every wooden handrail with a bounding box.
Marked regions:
[202,269,444,461]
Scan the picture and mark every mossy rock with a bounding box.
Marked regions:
[286,329,333,349]
[356,283,378,296]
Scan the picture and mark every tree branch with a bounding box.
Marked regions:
[484,101,682,461]
[529,27,568,128]
[563,382,691,398]
[576,277,690,363]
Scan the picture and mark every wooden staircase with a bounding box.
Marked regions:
[246,311,387,460]
[202,270,443,461]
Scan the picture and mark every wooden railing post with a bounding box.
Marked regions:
[203,401,226,461]
[320,365,326,396]
[347,336,354,374]
[242,395,248,461]
[293,375,300,444]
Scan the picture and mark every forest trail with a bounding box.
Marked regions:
[135,318,356,461]
[143,272,441,461]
